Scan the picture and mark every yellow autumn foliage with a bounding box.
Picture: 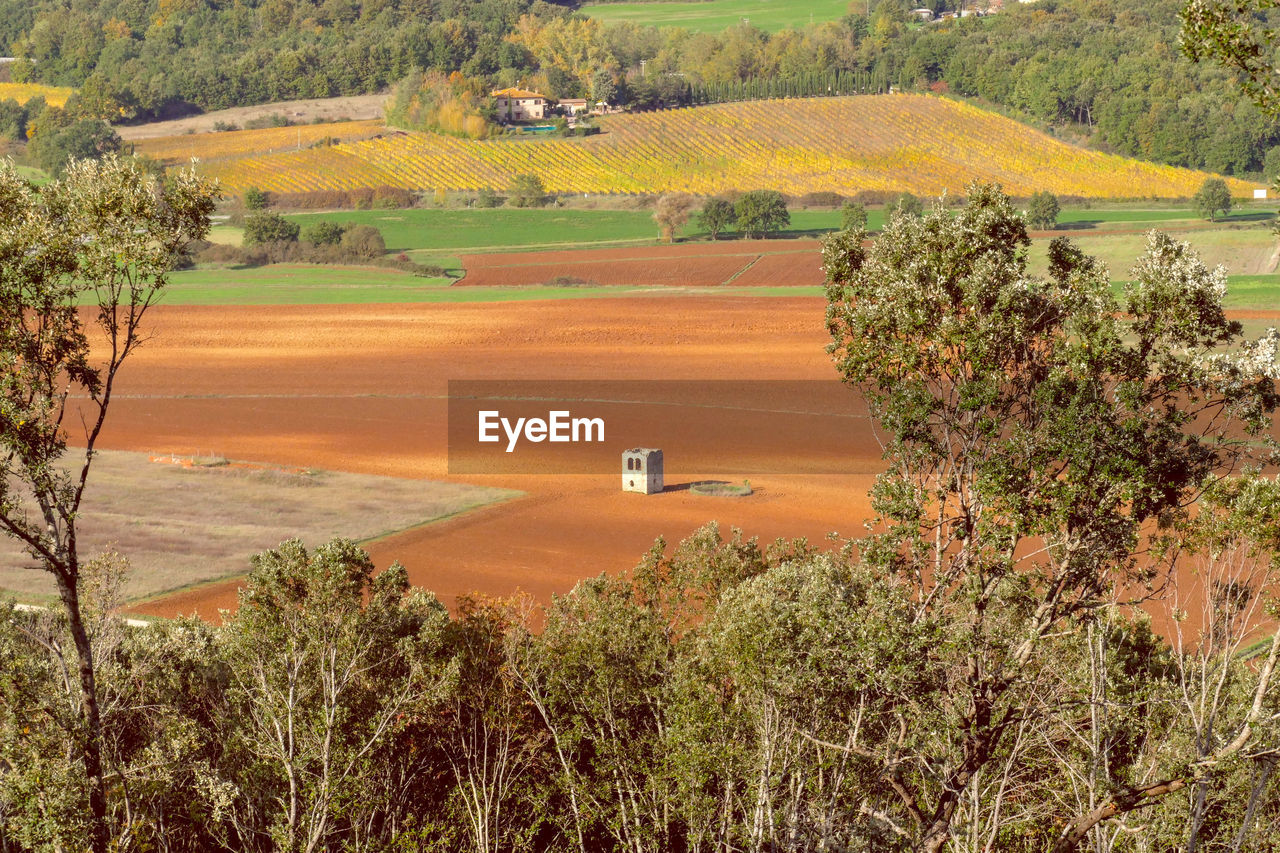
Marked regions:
[132,120,387,164]
[0,81,75,108]
[186,95,1257,199]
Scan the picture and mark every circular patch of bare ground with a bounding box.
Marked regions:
[689,480,754,497]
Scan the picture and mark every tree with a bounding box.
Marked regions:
[734,190,790,239]
[1026,189,1060,229]
[697,198,735,240]
[30,117,122,177]
[445,595,544,853]
[822,182,1280,851]
[840,200,868,232]
[885,191,922,218]
[507,173,548,208]
[1049,475,1280,851]
[1181,0,1280,114]
[0,155,216,853]
[1265,144,1280,184]
[1194,176,1232,221]
[243,210,301,245]
[653,192,698,243]
[243,185,268,210]
[590,68,618,106]
[222,538,454,853]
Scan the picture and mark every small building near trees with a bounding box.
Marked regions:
[491,87,548,122]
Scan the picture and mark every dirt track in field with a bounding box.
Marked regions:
[99,297,874,620]
[457,240,827,287]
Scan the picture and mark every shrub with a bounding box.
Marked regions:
[798,191,845,208]
[243,211,299,246]
[340,224,386,259]
[245,113,292,129]
[300,220,347,246]
[508,174,548,208]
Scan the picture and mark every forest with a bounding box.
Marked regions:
[2,0,1280,177]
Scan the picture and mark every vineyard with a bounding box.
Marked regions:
[185,96,1255,199]
[132,119,387,164]
[0,81,74,107]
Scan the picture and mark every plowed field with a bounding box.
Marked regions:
[90,297,871,620]
[459,240,826,287]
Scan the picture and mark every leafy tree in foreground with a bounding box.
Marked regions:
[823,183,1280,851]
[697,198,735,240]
[0,155,216,853]
[1181,0,1280,114]
[1194,175,1233,221]
[1026,189,1060,229]
[734,189,790,239]
[222,539,455,852]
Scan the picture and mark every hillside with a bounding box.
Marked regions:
[3,0,1275,178]
[186,95,1256,199]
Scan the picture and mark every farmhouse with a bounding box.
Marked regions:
[560,98,590,116]
[492,87,547,122]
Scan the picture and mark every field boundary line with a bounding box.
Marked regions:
[721,255,763,286]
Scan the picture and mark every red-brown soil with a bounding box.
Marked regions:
[458,240,826,287]
[98,297,872,620]
[89,301,1280,624]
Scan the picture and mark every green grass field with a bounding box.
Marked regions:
[582,0,853,33]
[176,203,1280,306]
[161,265,830,305]
[1028,225,1278,280]
[162,266,456,305]
[285,209,671,254]
[276,205,1273,257]
[1215,274,1280,310]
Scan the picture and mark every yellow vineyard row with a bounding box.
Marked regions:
[133,119,387,164]
[0,81,74,108]
[186,95,1257,199]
